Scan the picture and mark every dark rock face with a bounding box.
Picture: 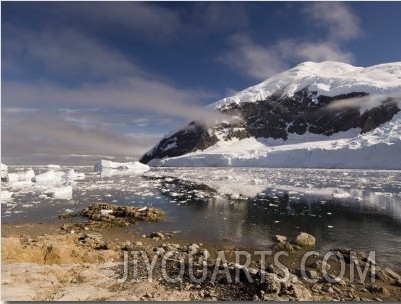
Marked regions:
[140,121,218,164]
[140,90,400,164]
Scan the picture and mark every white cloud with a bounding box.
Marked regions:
[277,39,354,63]
[304,2,362,42]
[4,27,143,81]
[219,36,354,80]
[190,2,248,32]
[2,78,222,124]
[219,3,361,80]
[218,35,288,80]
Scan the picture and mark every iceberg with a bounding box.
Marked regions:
[94,160,150,177]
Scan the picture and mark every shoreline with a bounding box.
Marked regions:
[2,218,401,301]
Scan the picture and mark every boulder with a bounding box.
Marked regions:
[293,232,316,247]
[290,283,313,300]
[150,232,165,239]
[384,267,401,281]
[367,284,390,296]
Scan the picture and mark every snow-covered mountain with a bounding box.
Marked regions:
[141,61,401,169]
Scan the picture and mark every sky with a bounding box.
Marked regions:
[2,1,401,165]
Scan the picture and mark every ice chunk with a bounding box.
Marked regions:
[34,168,84,186]
[47,164,61,170]
[44,186,73,200]
[1,190,13,201]
[65,169,85,181]
[94,160,150,177]
[8,169,35,185]
[34,170,66,186]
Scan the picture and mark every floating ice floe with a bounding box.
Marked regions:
[1,190,14,201]
[47,164,61,170]
[44,186,73,200]
[7,169,36,188]
[94,159,150,177]
[2,165,85,201]
[65,169,86,182]
[34,169,85,186]
[34,170,66,185]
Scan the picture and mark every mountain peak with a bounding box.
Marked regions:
[211,61,401,109]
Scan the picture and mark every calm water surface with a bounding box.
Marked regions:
[2,166,401,270]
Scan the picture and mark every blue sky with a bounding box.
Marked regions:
[2,1,401,164]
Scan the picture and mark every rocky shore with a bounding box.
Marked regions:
[2,205,401,301]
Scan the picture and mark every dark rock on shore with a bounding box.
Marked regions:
[57,203,164,232]
[293,232,316,247]
[79,202,164,225]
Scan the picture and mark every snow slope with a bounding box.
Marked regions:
[211,61,401,109]
[149,113,401,169]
